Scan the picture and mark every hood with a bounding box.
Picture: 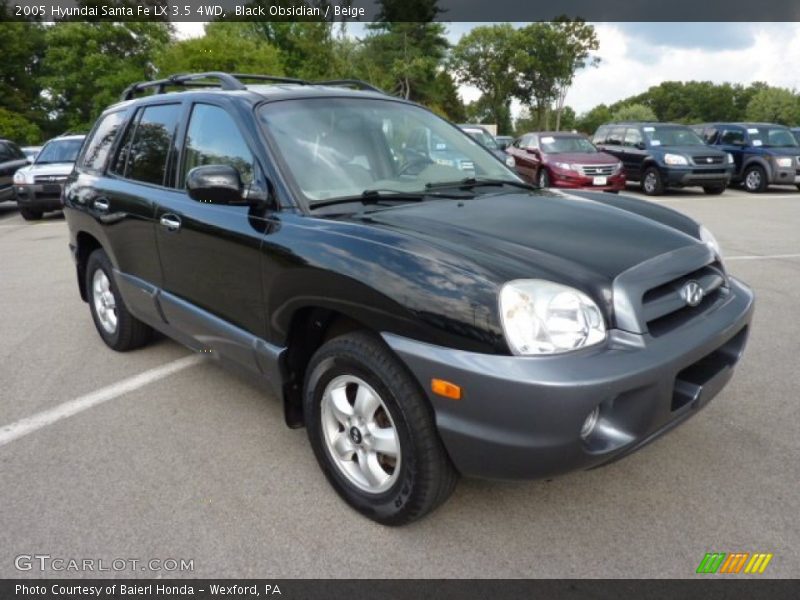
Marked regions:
[543,151,619,165]
[355,191,701,306]
[27,162,75,177]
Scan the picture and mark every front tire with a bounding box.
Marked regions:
[304,331,458,525]
[703,185,726,195]
[538,168,550,188]
[743,165,767,193]
[641,167,664,196]
[85,249,152,351]
[19,207,43,221]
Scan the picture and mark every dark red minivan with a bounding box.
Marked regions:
[507,132,625,192]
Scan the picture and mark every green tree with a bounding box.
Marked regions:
[745,87,800,125]
[611,103,657,122]
[156,24,284,77]
[41,22,172,132]
[0,108,41,144]
[363,0,448,102]
[574,104,612,135]
[450,24,517,134]
[0,14,46,132]
[514,20,599,131]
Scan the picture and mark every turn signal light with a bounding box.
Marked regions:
[431,378,462,400]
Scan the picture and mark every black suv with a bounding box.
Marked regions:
[692,123,800,192]
[0,139,28,205]
[65,73,754,524]
[593,122,733,195]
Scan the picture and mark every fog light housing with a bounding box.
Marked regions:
[580,406,600,439]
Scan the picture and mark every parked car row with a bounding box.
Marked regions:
[501,120,800,196]
[0,134,85,220]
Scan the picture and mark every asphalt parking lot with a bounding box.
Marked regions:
[0,183,798,579]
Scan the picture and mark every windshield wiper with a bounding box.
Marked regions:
[425,177,538,192]
[309,189,426,210]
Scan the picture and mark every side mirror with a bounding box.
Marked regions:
[526,147,540,156]
[186,165,244,205]
[635,142,646,150]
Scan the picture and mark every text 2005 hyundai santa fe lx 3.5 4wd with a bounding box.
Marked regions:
[64,73,754,525]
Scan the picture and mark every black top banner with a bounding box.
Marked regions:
[3,0,800,22]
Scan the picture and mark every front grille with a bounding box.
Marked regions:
[578,164,616,177]
[33,175,67,184]
[642,261,727,337]
[692,155,724,165]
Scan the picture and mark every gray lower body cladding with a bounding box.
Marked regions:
[383,277,754,480]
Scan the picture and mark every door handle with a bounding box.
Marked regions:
[159,214,181,232]
[94,198,109,213]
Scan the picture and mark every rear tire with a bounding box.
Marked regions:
[85,249,153,352]
[304,331,458,525]
[742,165,767,193]
[641,167,664,196]
[19,207,42,221]
[703,185,726,195]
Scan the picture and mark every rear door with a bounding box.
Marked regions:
[622,127,647,180]
[718,127,746,176]
[154,100,268,350]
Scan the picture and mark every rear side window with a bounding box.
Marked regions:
[607,127,625,145]
[624,128,642,146]
[81,111,127,173]
[720,129,744,145]
[181,104,254,187]
[0,143,11,161]
[112,103,181,186]
[592,127,608,144]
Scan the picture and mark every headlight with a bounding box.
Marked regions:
[499,280,606,355]
[726,153,734,164]
[775,157,793,168]
[613,161,623,173]
[13,170,29,185]
[664,153,688,166]
[553,161,573,171]
[699,225,722,258]
[505,155,516,168]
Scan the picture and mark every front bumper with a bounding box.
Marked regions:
[15,183,64,211]
[766,164,799,185]
[550,169,626,192]
[383,277,754,480]
[663,166,732,188]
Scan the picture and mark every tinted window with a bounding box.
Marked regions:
[623,128,642,146]
[112,104,180,185]
[4,142,25,160]
[182,104,254,187]
[720,129,744,145]
[81,111,127,173]
[606,127,625,145]
[592,127,608,144]
[0,143,11,161]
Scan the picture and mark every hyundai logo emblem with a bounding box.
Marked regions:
[681,281,705,307]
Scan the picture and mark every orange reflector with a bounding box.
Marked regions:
[431,378,462,400]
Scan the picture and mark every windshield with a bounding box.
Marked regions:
[747,126,798,148]
[35,139,83,164]
[259,99,518,205]
[540,135,597,154]
[643,126,705,147]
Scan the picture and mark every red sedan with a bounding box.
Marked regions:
[507,132,625,192]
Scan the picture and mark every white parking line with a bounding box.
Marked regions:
[726,253,800,261]
[0,354,203,448]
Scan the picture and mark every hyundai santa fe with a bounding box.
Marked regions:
[64,73,754,525]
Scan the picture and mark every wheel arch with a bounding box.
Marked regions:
[75,231,103,302]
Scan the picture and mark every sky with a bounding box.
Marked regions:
[174,22,800,116]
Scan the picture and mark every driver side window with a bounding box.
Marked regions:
[182,104,254,188]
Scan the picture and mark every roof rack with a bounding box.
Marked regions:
[120,72,386,101]
[313,79,385,94]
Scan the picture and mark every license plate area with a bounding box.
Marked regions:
[593,176,607,185]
